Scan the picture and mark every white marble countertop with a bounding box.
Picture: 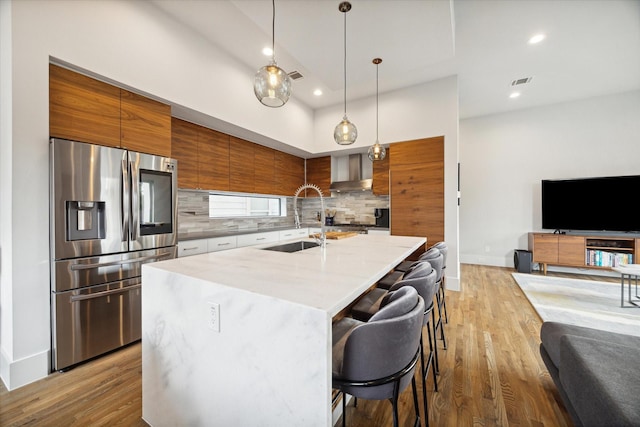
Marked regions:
[147,234,425,316]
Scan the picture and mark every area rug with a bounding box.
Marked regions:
[512,273,640,337]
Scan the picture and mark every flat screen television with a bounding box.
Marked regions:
[541,175,640,233]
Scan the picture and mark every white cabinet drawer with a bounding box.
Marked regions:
[177,239,208,257]
[236,231,280,248]
[279,228,309,241]
[207,236,237,252]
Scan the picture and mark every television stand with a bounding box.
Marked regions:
[528,232,639,275]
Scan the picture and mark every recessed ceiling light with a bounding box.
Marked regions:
[313,89,323,96]
[528,34,545,44]
[262,47,273,56]
[509,92,521,99]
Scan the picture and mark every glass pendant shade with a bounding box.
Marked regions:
[254,60,292,107]
[368,141,386,161]
[334,115,358,145]
[334,2,356,145]
[368,57,385,161]
[253,0,291,108]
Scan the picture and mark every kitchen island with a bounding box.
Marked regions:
[141,234,425,427]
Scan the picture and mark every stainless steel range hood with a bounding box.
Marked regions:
[330,154,373,192]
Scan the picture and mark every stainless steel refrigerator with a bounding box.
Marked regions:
[50,138,178,371]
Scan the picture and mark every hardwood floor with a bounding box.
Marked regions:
[1,265,598,426]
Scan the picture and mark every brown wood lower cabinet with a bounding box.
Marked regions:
[528,232,639,274]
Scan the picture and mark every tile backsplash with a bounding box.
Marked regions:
[177,190,389,236]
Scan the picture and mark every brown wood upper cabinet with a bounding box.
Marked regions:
[229,137,256,194]
[170,118,230,191]
[275,151,305,196]
[50,64,171,157]
[254,144,276,195]
[120,90,171,157]
[372,149,390,196]
[50,64,121,148]
[305,156,331,197]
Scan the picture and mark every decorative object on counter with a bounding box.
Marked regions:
[253,0,292,107]
[334,1,357,145]
[325,208,336,226]
[368,58,387,161]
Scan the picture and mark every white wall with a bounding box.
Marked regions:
[0,0,318,390]
[459,90,640,267]
[0,0,461,389]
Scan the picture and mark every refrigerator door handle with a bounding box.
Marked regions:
[129,154,139,242]
[121,157,130,243]
[70,283,141,302]
[69,252,173,270]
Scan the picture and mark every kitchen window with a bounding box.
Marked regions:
[209,194,286,218]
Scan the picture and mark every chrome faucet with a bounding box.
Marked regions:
[293,184,326,248]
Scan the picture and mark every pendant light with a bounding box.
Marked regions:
[334,1,357,145]
[368,58,386,161]
[253,0,292,107]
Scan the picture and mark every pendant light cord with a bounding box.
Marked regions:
[343,9,347,116]
[376,62,379,141]
[271,0,276,60]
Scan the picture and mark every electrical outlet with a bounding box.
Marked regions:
[207,302,220,332]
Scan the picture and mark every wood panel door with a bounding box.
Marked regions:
[390,136,444,244]
[275,151,305,196]
[558,235,586,266]
[391,162,444,243]
[49,64,121,147]
[229,137,255,193]
[254,145,275,195]
[306,156,331,197]
[171,118,199,189]
[199,128,229,191]
[120,90,171,157]
[529,233,559,263]
[372,149,390,195]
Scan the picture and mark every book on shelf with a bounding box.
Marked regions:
[585,249,633,267]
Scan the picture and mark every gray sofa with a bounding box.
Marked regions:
[540,321,640,426]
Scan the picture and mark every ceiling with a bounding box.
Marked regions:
[151,0,640,119]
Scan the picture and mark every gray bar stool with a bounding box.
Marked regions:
[332,286,425,427]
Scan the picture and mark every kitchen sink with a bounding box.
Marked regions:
[262,241,320,253]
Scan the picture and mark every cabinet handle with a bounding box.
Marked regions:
[218,243,230,246]
[257,237,266,241]
[183,246,198,251]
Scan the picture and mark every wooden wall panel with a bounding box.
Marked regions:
[390,162,444,244]
[229,137,255,193]
[305,156,331,197]
[120,90,171,157]
[390,136,444,245]
[389,136,444,168]
[199,128,230,191]
[372,149,390,195]
[49,64,121,147]
[170,118,199,189]
[275,151,305,196]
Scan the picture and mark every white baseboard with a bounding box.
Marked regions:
[0,347,50,391]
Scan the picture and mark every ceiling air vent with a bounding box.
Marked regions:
[511,77,533,86]
[288,70,304,80]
